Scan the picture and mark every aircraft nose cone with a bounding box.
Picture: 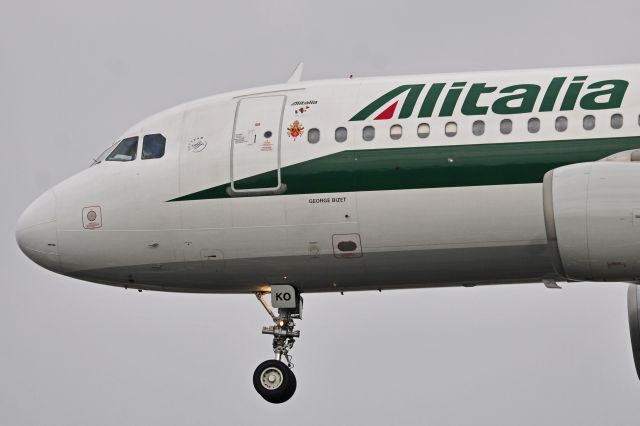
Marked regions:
[16,190,62,272]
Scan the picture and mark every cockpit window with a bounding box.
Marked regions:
[142,134,166,160]
[105,137,139,162]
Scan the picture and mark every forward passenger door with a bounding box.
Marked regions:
[230,95,286,196]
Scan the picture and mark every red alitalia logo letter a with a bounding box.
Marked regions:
[350,84,425,121]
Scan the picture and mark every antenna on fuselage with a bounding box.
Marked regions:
[287,62,304,83]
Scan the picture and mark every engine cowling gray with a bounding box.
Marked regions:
[628,284,640,380]
[543,162,640,281]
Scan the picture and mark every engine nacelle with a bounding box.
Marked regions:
[629,285,640,380]
[543,162,640,281]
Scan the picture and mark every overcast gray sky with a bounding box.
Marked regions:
[2,0,640,424]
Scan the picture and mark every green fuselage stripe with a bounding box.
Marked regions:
[169,136,640,201]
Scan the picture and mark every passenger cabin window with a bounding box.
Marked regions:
[308,128,320,144]
[142,134,166,159]
[611,114,623,129]
[500,119,512,135]
[472,120,485,136]
[417,123,430,138]
[390,124,402,140]
[106,136,139,162]
[363,126,375,141]
[335,127,348,143]
[528,118,540,133]
[445,122,457,137]
[555,116,568,132]
[583,115,596,130]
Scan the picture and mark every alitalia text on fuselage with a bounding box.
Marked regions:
[350,76,628,121]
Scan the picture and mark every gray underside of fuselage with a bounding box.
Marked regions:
[66,243,559,293]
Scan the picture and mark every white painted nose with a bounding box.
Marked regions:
[15,190,62,273]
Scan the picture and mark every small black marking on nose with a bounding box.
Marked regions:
[337,241,357,252]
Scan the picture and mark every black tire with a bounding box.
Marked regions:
[253,360,296,403]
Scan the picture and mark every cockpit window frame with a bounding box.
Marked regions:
[90,143,118,167]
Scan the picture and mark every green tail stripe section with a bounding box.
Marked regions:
[169,136,640,202]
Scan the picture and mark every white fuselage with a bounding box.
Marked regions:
[16,64,640,293]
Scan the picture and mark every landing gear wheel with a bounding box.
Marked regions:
[253,360,297,403]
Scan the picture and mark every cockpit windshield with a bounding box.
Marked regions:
[90,136,140,167]
[91,133,165,166]
[106,137,139,162]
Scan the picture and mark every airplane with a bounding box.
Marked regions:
[15,62,640,403]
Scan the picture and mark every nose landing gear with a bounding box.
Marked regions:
[253,286,302,403]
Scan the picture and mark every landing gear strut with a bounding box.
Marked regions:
[253,285,302,403]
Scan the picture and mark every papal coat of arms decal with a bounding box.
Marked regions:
[287,120,304,140]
